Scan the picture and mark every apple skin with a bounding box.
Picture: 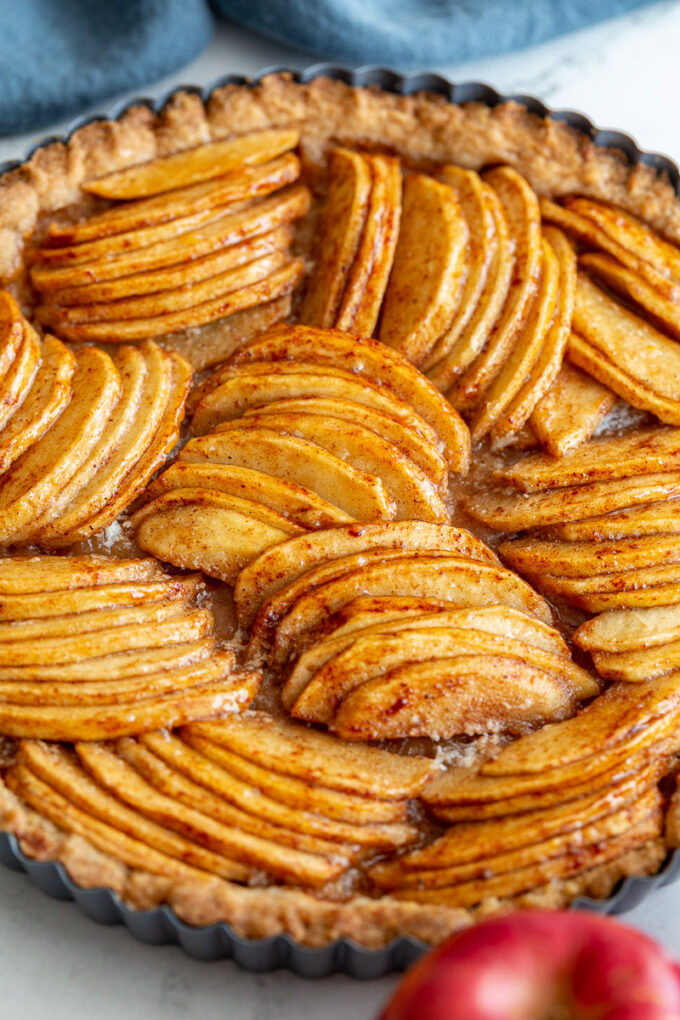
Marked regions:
[378,910,680,1020]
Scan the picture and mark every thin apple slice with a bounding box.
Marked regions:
[133,489,300,584]
[0,292,27,380]
[540,198,680,302]
[0,598,194,644]
[489,226,577,448]
[0,335,75,474]
[447,166,542,411]
[568,582,680,613]
[147,461,353,529]
[83,129,300,199]
[235,522,497,631]
[501,533,680,578]
[187,711,436,799]
[469,236,559,440]
[0,320,41,433]
[427,183,513,392]
[574,604,680,653]
[218,411,448,521]
[230,325,471,471]
[300,148,372,327]
[31,186,310,292]
[463,472,680,532]
[529,361,618,459]
[249,396,447,488]
[52,154,300,244]
[422,167,495,370]
[581,251,680,341]
[335,154,401,334]
[379,173,467,366]
[591,642,680,682]
[0,555,162,594]
[0,639,214,682]
[521,562,680,598]
[180,425,395,520]
[551,497,680,542]
[0,575,201,621]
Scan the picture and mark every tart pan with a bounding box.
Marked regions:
[1,63,680,978]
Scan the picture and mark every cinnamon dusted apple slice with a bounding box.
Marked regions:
[301,148,372,328]
[540,198,680,302]
[250,396,447,488]
[187,711,436,799]
[463,472,680,532]
[230,324,470,471]
[422,167,495,371]
[518,562,680,602]
[48,259,304,343]
[574,604,680,653]
[501,534,680,578]
[489,226,577,448]
[0,555,162,593]
[0,318,41,432]
[52,154,300,244]
[482,672,680,776]
[236,522,497,632]
[219,411,448,521]
[180,426,396,520]
[0,347,120,544]
[15,742,252,882]
[447,166,542,411]
[76,742,348,887]
[31,186,310,291]
[0,574,200,621]
[529,362,618,459]
[426,183,513,392]
[133,489,301,584]
[0,596,196,643]
[83,128,300,199]
[379,173,467,366]
[581,251,680,341]
[591,645,680,682]
[147,461,353,529]
[0,291,27,378]
[468,236,559,441]
[0,639,216,682]
[335,154,401,334]
[553,497,680,541]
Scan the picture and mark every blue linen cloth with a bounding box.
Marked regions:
[0,0,658,135]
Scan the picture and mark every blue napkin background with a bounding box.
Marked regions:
[0,0,658,135]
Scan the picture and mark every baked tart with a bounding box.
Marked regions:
[3,69,680,966]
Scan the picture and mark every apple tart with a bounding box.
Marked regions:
[4,71,680,955]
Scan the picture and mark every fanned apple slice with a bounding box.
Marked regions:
[581,251,680,341]
[567,331,680,427]
[333,656,576,742]
[502,533,680,577]
[230,325,470,471]
[427,184,513,392]
[77,742,346,886]
[0,321,41,433]
[0,292,27,380]
[379,173,467,366]
[334,155,401,333]
[0,347,121,544]
[48,259,304,343]
[63,350,192,545]
[147,461,353,529]
[529,361,618,459]
[301,148,372,327]
[591,642,680,682]
[180,426,395,520]
[249,396,447,488]
[520,562,680,598]
[0,335,75,474]
[187,711,436,799]
[469,236,559,440]
[0,639,214,682]
[423,167,495,371]
[271,556,553,667]
[31,186,310,291]
[133,489,300,584]
[574,604,680,653]
[190,363,440,441]
[235,522,497,631]
[500,426,680,492]
[0,597,195,644]
[83,129,300,199]
[447,166,542,411]
[52,154,300,244]
[218,412,447,521]
[482,672,680,776]
[540,198,680,302]
[489,226,577,448]
[0,575,200,622]
[0,555,162,594]
[463,472,680,532]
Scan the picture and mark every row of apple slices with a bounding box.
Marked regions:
[0,555,259,741]
[0,293,192,548]
[29,130,307,347]
[132,325,470,583]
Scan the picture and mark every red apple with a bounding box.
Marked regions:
[378,910,680,1020]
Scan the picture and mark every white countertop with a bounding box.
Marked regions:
[3,5,680,1017]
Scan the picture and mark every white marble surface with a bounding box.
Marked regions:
[3,5,680,1017]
